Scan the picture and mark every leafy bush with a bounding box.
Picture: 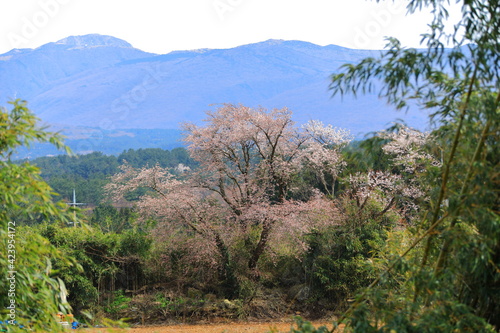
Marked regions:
[290,317,330,333]
[38,224,152,314]
[304,197,397,307]
[0,100,75,331]
[104,290,131,315]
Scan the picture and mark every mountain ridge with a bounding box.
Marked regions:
[0,34,428,148]
[54,34,134,49]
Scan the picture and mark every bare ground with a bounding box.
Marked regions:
[85,320,334,333]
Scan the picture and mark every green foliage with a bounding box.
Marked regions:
[38,223,152,314]
[305,198,394,306]
[90,204,136,233]
[16,147,196,209]
[118,229,153,258]
[38,225,114,313]
[154,293,209,319]
[29,152,118,206]
[117,147,195,169]
[342,138,390,175]
[290,317,330,333]
[321,0,500,331]
[34,152,119,179]
[0,100,75,332]
[104,290,131,315]
[154,294,186,316]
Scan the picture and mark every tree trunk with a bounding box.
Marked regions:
[248,220,273,280]
[214,233,238,297]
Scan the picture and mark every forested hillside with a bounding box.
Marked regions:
[26,147,195,207]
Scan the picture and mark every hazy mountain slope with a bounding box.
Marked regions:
[0,35,428,138]
[0,34,155,101]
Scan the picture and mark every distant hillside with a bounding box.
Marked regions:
[13,128,183,159]
[0,34,153,101]
[27,147,195,206]
[1,34,430,156]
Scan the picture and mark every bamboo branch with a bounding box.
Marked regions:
[331,211,449,332]
[434,89,500,273]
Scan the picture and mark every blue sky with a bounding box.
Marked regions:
[0,0,462,54]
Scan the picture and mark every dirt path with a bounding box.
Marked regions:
[86,321,334,333]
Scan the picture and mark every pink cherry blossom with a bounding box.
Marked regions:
[108,104,348,278]
[380,125,439,173]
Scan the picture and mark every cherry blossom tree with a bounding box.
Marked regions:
[106,163,240,292]
[183,105,347,276]
[301,120,353,196]
[108,104,346,288]
[182,104,306,208]
[380,125,439,174]
[342,126,437,222]
[182,105,306,278]
[347,170,424,220]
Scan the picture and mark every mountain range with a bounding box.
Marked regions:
[0,34,429,156]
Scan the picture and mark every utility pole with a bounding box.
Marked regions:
[67,189,86,227]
